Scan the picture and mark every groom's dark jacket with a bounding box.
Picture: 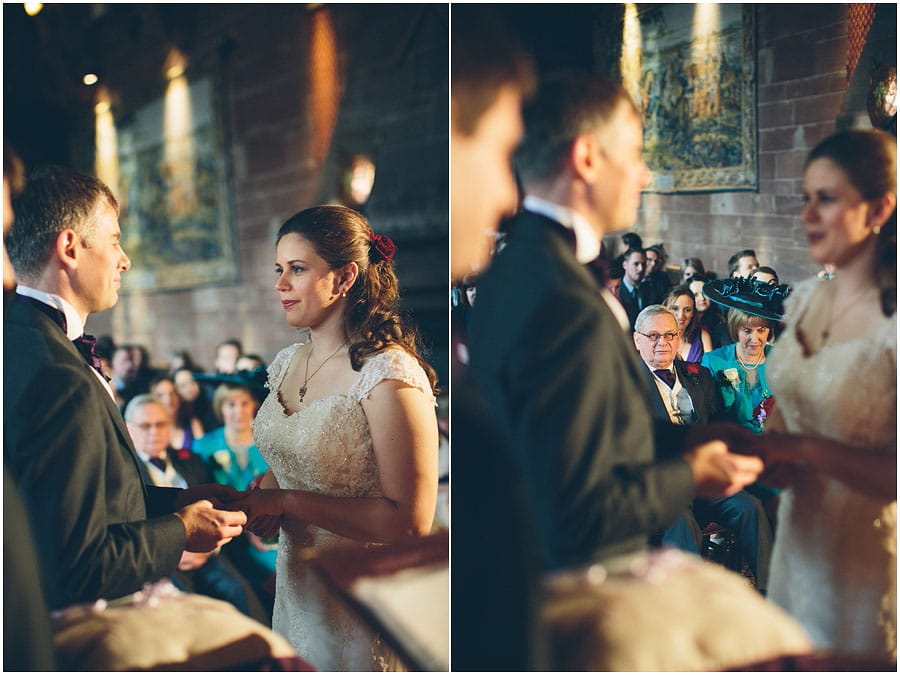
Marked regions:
[4,295,185,609]
[468,210,695,572]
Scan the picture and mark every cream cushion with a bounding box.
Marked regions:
[52,580,300,671]
[543,549,814,671]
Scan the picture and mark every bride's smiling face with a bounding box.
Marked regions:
[274,233,344,329]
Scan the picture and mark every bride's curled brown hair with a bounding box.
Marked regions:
[276,204,439,394]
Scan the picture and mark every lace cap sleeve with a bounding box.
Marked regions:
[266,343,302,392]
[351,349,435,404]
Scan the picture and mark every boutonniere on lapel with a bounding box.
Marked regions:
[175,448,192,461]
[212,450,232,472]
[751,392,776,430]
[719,367,741,389]
[681,362,703,384]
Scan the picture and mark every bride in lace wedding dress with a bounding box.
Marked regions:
[760,129,896,660]
[234,205,439,671]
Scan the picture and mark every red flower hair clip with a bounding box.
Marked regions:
[370,232,397,261]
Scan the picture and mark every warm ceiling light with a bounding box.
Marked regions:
[23,2,43,16]
[83,73,99,86]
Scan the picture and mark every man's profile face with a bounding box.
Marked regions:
[451,85,523,280]
[76,200,131,315]
[590,103,652,234]
[633,312,679,370]
[622,251,645,285]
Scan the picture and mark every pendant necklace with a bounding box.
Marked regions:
[298,341,347,403]
[820,282,873,345]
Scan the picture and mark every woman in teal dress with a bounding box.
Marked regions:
[701,277,791,512]
[192,377,277,615]
[700,278,790,434]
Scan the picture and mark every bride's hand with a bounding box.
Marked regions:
[246,514,282,539]
[231,489,285,522]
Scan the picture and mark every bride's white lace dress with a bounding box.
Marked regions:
[766,278,896,659]
[254,343,435,671]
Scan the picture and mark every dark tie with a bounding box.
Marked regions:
[148,457,168,472]
[654,369,676,388]
[18,294,110,382]
[74,333,110,381]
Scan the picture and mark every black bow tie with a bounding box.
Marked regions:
[18,294,110,382]
[73,333,109,380]
[654,369,676,388]
[148,456,168,472]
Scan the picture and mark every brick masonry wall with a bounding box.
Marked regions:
[79,5,449,385]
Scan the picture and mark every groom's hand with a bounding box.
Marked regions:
[176,483,243,510]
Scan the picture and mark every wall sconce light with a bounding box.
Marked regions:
[23,2,43,16]
[338,154,376,207]
[867,64,897,132]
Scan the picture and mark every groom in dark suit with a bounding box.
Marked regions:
[468,71,763,573]
[4,166,247,610]
[633,304,772,592]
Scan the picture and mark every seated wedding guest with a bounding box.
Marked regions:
[467,70,763,576]
[125,395,268,624]
[450,9,546,670]
[690,274,730,348]
[214,338,242,375]
[174,366,219,432]
[700,278,790,435]
[192,376,276,610]
[728,248,759,278]
[151,374,205,452]
[236,353,266,373]
[110,343,139,410]
[4,164,245,611]
[643,242,673,301]
[94,334,115,378]
[682,256,707,282]
[664,284,712,362]
[617,247,655,328]
[169,349,202,374]
[757,128,896,659]
[231,204,441,671]
[634,305,772,593]
[701,278,790,518]
[752,265,779,285]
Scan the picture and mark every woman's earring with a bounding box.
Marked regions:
[873,224,882,235]
[341,291,347,298]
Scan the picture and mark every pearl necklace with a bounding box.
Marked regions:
[298,341,347,403]
[736,346,764,372]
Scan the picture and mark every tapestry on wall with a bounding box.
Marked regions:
[618,3,758,193]
[115,76,238,292]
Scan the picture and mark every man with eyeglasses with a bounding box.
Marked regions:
[125,395,270,622]
[468,71,763,573]
[633,305,773,593]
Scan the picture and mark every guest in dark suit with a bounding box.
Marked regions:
[617,247,656,328]
[468,71,763,574]
[4,165,247,611]
[124,394,270,624]
[634,304,773,592]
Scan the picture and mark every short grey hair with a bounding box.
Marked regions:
[634,304,678,334]
[7,165,118,278]
[124,394,169,422]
